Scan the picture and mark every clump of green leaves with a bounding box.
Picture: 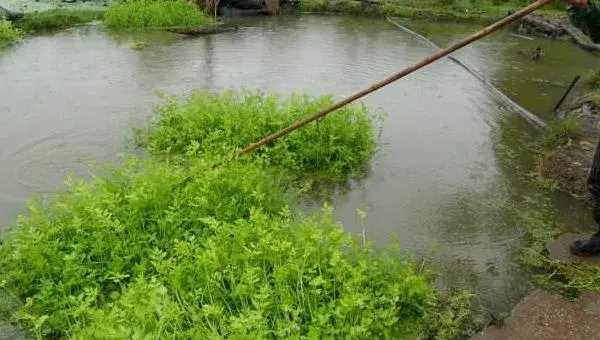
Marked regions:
[582,70,600,107]
[139,90,379,181]
[105,0,208,29]
[584,69,600,92]
[0,89,481,338]
[130,39,149,50]
[0,20,23,48]
[420,290,486,340]
[14,10,104,33]
[0,157,435,338]
[538,116,582,151]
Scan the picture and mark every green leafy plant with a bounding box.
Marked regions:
[538,116,582,151]
[105,0,208,29]
[0,157,438,338]
[139,89,380,182]
[420,290,485,340]
[130,39,149,50]
[584,69,600,92]
[0,89,481,338]
[0,20,23,48]
[14,10,104,33]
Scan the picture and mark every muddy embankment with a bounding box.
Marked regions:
[513,13,600,199]
[542,97,599,199]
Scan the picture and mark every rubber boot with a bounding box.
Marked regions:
[570,231,600,256]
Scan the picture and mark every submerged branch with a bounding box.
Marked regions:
[561,23,600,53]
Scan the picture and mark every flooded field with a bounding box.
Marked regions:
[0,15,597,315]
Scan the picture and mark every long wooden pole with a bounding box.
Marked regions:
[238,0,553,156]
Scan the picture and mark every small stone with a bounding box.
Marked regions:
[573,162,582,167]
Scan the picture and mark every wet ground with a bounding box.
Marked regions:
[0,15,597,318]
[474,290,600,340]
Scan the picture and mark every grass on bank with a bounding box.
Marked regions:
[295,0,567,23]
[0,20,23,48]
[0,90,481,339]
[583,69,600,106]
[14,9,104,33]
[492,104,600,300]
[105,0,209,29]
[538,116,582,152]
[584,69,600,91]
[510,188,600,298]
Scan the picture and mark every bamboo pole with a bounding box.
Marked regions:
[237,0,554,157]
[386,16,547,129]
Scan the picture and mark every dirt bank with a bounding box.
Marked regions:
[512,12,600,53]
[474,289,600,340]
[542,97,600,198]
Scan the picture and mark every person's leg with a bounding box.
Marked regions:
[570,136,600,256]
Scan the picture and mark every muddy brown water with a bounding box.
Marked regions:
[0,16,597,316]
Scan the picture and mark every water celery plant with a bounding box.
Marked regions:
[0,90,479,338]
[138,90,380,181]
[0,20,23,48]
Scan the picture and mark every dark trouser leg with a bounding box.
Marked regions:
[593,200,600,235]
[589,135,600,230]
[570,136,600,255]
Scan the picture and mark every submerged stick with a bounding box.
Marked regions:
[554,75,581,115]
[561,23,600,53]
[238,0,554,157]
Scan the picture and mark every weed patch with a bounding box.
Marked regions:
[130,39,149,50]
[137,90,381,182]
[0,20,23,48]
[538,116,582,152]
[15,10,104,33]
[0,89,483,338]
[105,0,208,29]
[495,117,600,296]
[584,69,600,92]
[293,0,565,23]
[0,160,436,338]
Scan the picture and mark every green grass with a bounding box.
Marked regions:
[105,0,209,29]
[0,90,481,338]
[14,10,104,33]
[506,189,600,298]
[0,20,23,48]
[584,69,600,92]
[492,114,600,298]
[538,116,582,151]
[130,39,149,50]
[294,0,566,23]
[137,90,380,182]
